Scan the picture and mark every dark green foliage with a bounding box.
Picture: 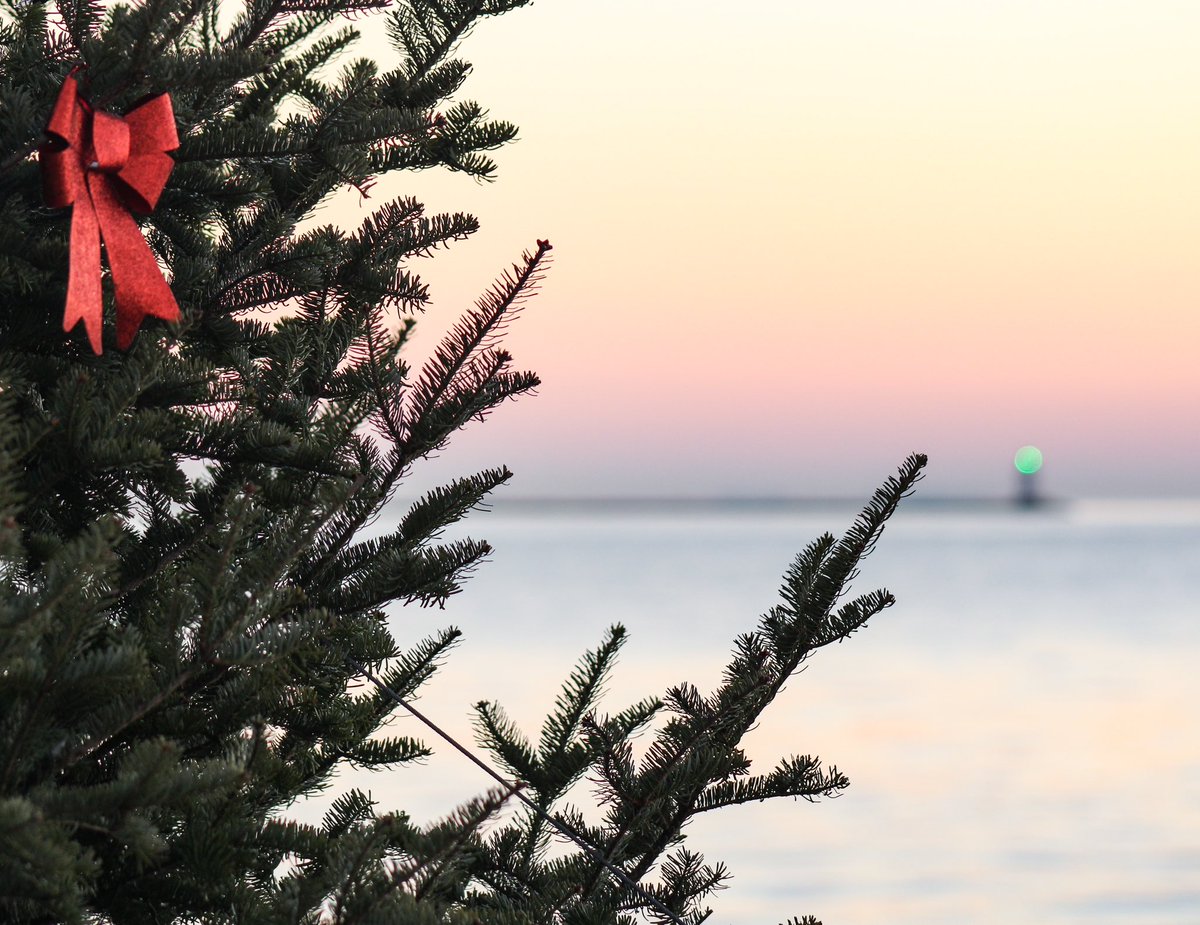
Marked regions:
[457,457,925,924]
[0,1,925,922]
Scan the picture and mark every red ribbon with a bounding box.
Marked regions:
[40,75,180,353]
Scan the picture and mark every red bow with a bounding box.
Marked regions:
[40,75,180,353]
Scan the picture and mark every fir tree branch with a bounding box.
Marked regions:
[619,456,926,889]
[55,471,363,776]
[351,658,688,925]
[228,0,288,50]
[304,242,548,587]
[0,520,120,791]
[404,0,483,85]
[127,0,205,78]
[399,240,549,459]
[409,783,520,901]
[0,141,40,177]
[361,314,405,445]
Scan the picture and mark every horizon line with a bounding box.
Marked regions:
[412,494,1200,506]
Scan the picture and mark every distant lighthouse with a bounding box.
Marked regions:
[1013,445,1043,506]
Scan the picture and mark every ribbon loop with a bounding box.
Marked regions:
[90,111,130,173]
[38,75,180,354]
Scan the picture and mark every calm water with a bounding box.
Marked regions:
[304,498,1200,924]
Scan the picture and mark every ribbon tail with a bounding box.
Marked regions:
[63,196,104,355]
[89,174,180,351]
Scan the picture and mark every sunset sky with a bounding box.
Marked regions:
[339,1,1200,499]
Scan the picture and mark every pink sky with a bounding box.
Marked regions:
[334,1,1200,498]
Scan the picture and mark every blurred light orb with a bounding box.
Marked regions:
[1014,445,1044,475]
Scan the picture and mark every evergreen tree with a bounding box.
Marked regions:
[0,1,926,922]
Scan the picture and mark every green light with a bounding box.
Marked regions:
[1014,445,1043,475]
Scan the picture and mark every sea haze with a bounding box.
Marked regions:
[298,497,1200,924]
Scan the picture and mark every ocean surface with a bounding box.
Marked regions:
[299,497,1200,924]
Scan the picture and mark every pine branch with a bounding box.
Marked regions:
[615,456,926,891]
[399,240,549,460]
[353,659,690,925]
[304,242,549,587]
